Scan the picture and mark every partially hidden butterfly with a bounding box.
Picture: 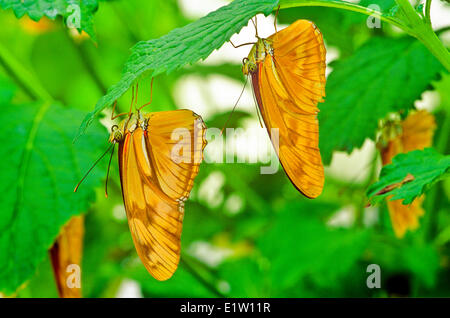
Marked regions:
[75,85,207,281]
[241,19,326,198]
[378,110,436,238]
[50,215,84,297]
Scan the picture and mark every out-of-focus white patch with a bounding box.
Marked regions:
[187,241,233,267]
[115,279,143,298]
[224,193,244,215]
[230,119,274,164]
[415,90,441,112]
[99,108,113,131]
[325,46,339,77]
[174,74,254,120]
[430,1,450,30]
[327,205,356,228]
[177,0,228,19]
[326,139,377,184]
[363,206,379,227]
[112,204,127,221]
[198,171,225,208]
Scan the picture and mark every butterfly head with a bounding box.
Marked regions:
[109,113,149,144]
[110,124,124,143]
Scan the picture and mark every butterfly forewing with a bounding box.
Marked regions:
[118,110,206,280]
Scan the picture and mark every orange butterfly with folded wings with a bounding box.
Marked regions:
[235,17,327,198]
[76,83,207,280]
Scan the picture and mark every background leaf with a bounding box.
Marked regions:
[319,37,443,164]
[0,101,107,294]
[367,148,450,205]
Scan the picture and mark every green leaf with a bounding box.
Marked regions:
[319,37,443,164]
[75,0,279,140]
[0,0,99,40]
[367,148,450,205]
[0,102,107,294]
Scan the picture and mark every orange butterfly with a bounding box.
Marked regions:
[76,83,207,280]
[378,110,436,238]
[238,18,326,198]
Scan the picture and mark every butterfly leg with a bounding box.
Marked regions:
[229,40,256,48]
[137,78,154,111]
[111,100,130,120]
[274,5,280,33]
[111,85,136,120]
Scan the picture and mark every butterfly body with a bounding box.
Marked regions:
[242,20,326,198]
[110,110,207,280]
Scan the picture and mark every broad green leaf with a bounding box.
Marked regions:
[0,0,98,40]
[75,0,279,140]
[319,37,443,164]
[0,101,107,294]
[367,148,450,205]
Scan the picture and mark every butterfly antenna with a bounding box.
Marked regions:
[104,143,115,198]
[274,5,280,33]
[74,144,114,193]
[220,74,249,136]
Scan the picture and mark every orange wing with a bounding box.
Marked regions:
[118,110,206,280]
[253,20,326,198]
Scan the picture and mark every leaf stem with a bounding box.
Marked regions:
[394,0,450,71]
[0,41,53,102]
[425,0,432,26]
[279,0,408,31]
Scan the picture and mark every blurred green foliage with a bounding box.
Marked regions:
[0,0,449,298]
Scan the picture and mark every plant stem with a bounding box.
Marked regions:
[425,0,432,26]
[394,0,450,71]
[279,0,408,31]
[180,253,225,297]
[64,31,107,95]
[0,42,53,102]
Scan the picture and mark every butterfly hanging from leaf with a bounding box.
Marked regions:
[75,82,207,280]
[233,14,327,198]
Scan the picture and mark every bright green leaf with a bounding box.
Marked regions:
[319,37,443,164]
[367,148,450,205]
[0,101,107,294]
[75,0,279,140]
